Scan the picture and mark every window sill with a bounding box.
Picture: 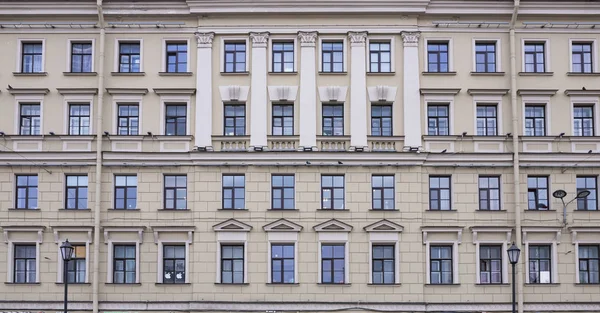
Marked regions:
[470,72,505,76]
[8,208,41,211]
[58,208,91,211]
[424,283,461,286]
[55,282,91,285]
[366,72,395,76]
[107,135,145,140]
[63,72,97,76]
[475,283,510,286]
[158,209,190,212]
[369,209,399,212]
[425,210,457,212]
[5,282,41,285]
[422,71,457,76]
[266,283,300,286]
[108,208,141,211]
[524,209,556,212]
[318,71,347,75]
[317,283,352,286]
[573,209,600,212]
[269,71,298,75]
[153,135,193,140]
[218,208,249,211]
[13,72,48,76]
[214,282,249,285]
[105,283,142,285]
[367,283,401,286]
[158,72,193,76]
[567,72,600,76]
[524,283,560,286]
[220,71,249,76]
[268,209,299,211]
[111,72,146,76]
[518,72,554,76]
[574,283,600,285]
[317,209,350,212]
[155,282,191,285]
[476,210,507,212]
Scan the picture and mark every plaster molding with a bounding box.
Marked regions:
[522,227,562,245]
[467,89,510,96]
[421,226,464,244]
[263,219,303,232]
[267,86,299,102]
[419,88,461,95]
[313,219,353,232]
[517,89,558,96]
[401,31,421,47]
[318,86,349,103]
[470,226,513,244]
[8,88,50,95]
[153,88,196,95]
[106,88,149,95]
[347,31,368,46]
[363,219,404,232]
[56,88,98,95]
[250,32,270,48]
[564,89,600,96]
[52,226,94,244]
[298,31,318,47]
[213,219,253,232]
[103,226,145,244]
[218,85,250,102]
[2,226,45,244]
[194,32,215,48]
[367,86,398,102]
[151,226,195,244]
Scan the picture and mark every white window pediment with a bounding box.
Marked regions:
[367,86,397,103]
[213,218,253,232]
[151,226,195,244]
[318,86,348,103]
[103,226,145,244]
[363,219,403,233]
[219,85,250,102]
[421,226,463,244]
[263,218,303,232]
[313,219,353,232]
[267,86,299,102]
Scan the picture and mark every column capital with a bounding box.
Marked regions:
[250,32,270,48]
[348,31,368,46]
[298,31,318,47]
[401,31,421,47]
[195,32,215,48]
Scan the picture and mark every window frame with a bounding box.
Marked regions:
[321,174,345,210]
[522,39,550,73]
[524,104,547,136]
[271,41,295,73]
[478,176,501,211]
[15,174,38,210]
[573,104,595,137]
[320,243,347,284]
[18,103,41,136]
[429,176,452,211]
[322,103,344,136]
[371,244,396,284]
[13,244,37,284]
[163,39,190,73]
[224,103,246,136]
[578,244,600,284]
[112,244,137,284]
[475,104,498,136]
[18,39,45,73]
[222,174,246,210]
[368,40,392,73]
[429,245,453,284]
[164,103,188,136]
[370,104,393,137]
[65,174,88,210]
[472,39,501,73]
[116,103,140,136]
[268,36,298,73]
[318,36,347,73]
[371,174,395,210]
[427,103,450,136]
[116,40,143,73]
[424,38,453,73]
[271,174,295,210]
[528,244,553,284]
[320,40,345,73]
[114,174,137,210]
[270,243,296,284]
[577,176,598,211]
[569,39,597,73]
[220,244,245,284]
[66,244,87,284]
[222,40,248,73]
[68,103,91,135]
[68,39,94,73]
[527,176,550,211]
[163,174,187,210]
[162,244,186,284]
[479,245,503,284]
[272,103,294,136]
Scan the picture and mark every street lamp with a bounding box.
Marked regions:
[507,242,521,313]
[552,189,590,225]
[60,240,74,313]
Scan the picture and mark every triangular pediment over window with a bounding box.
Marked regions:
[363,219,404,232]
[263,219,303,232]
[212,219,253,232]
[313,219,353,232]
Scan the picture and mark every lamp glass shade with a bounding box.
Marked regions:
[507,243,521,264]
[552,189,567,199]
[577,190,591,199]
[60,239,74,261]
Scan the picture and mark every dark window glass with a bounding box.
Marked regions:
[527,176,549,210]
[67,245,86,283]
[479,176,501,211]
[223,174,245,209]
[577,176,598,211]
[321,244,345,284]
[272,42,294,73]
[372,175,394,210]
[321,175,344,210]
[369,42,391,73]
[166,42,188,73]
[427,42,449,72]
[117,104,139,135]
[163,245,186,284]
[71,42,92,73]
[372,245,395,284]
[480,245,502,284]
[19,104,41,135]
[524,43,545,73]
[572,42,593,73]
[69,104,91,135]
[322,41,344,73]
[13,245,36,283]
[271,243,295,283]
[66,175,88,210]
[224,104,246,136]
[579,245,600,284]
[574,105,595,137]
[371,105,392,136]
[524,105,546,136]
[430,245,452,284]
[272,104,294,136]
[427,104,449,135]
[429,176,451,210]
[165,104,187,136]
[476,105,497,136]
[15,175,38,209]
[114,175,137,210]
[118,42,141,73]
[113,245,136,284]
[164,175,187,210]
[475,42,496,73]
[322,104,344,136]
[529,245,551,284]
[221,245,244,283]
[21,42,43,73]
[224,42,246,73]
[272,175,294,210]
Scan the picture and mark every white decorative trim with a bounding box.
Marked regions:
[367,86,398,103]
[470,227,512,284]
[424,95,456,136]
[62,94,94,135]
[218,85,250,102]
[161,38,191,73]
[66,38,95,73]
[220,36,250,72]
[159,95,191,136]
[471,94,504,136]
[298,31,318,47]
[263,219,303,232]
[215,232,248,284]
[348,31,367,46]
[363,219,404,232]
[114,38,144,73]
[267,86,299,102]
[318,86,349,103]
[317,235,350,284]
[2,226,44,283]
[266,232,299,283]
[249,32,269,48]
[268,35,298,72]
[318,35,348,72]
[151,226,194,284]
[195,32,215,48]
[521,38,550,73]
[367,36,395,73]
[522,96,552,137]
[313,219,353,232]
[423,37,453,72]
[421,226,463,284]
[14,94,45,135]
[570,227,600,283]
[367,232,401,284]
[111,95,143,135]
[471,38,502,72]
[568,38,598,73]
[103,227,145,284]
[16,39,46,73]
[522,227,562,284]
[569,96,599,137]
[401,31,420,47]
[213,219,253,232]
[52,226,93,283]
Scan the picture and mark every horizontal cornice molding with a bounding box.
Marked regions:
[467,89,509,96]
[517,89,558,96]
[8,88,50,95]
[187,0,430,13]
[419,88,461,95]
[153,88,196,95]
[57,88,98,95]
[106,88,149,95]
[564,89,600,96]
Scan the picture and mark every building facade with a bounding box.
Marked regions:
[0,1,599,313]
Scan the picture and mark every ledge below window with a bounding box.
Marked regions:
[267,209,299,212]
[424,283,461,286]
[475,210,507,212]
[214,283,250,285]
[111,72,146,76]
[105,283,142,286]
[108,208,140,211]
[58,208,91,211]
[369,209,399,212]
[367,72,395,76]
[567,72,600,76]
[524,209,556,212]
[425,210,457,212]
[159,72,193,76]
[269,71,298,75]
[266,283,300,286]
[13,72,48,76]
[5,282,41,285]
[317,209,350,212]
[475,283,509,286]
[220,71,249,76]
[518,72,554,76]
[524,283,560,286]
[422,71,457,76]
[8,208,40,211]
[573,209,600,213]
[218,208,249,211]
[317,283,352,286]
[574,283,600,286]
[367,283,401,286]
[63,72,97,76]
[318,71,347,75]
[157,209,190,212]
[155,282,191,285]
[470,72,505,76]
[55,282,91,285]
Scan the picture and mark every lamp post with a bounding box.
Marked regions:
[507,242,521,313]
[552,189,590,226]
[60,239,74,313]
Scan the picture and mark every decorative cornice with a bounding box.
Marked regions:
[401,31,421,47]
[348,31,368,46]
[195,32,215,48]
[313,219,353,232]
[250,32,269,48]
[57,88,98,95]
[213,218,253,232]
[517,89,558,96]
[263,219,303,232]
[8,88,50,95]
[419,88,461,95]
[106,88,149,95]
[298,31,318,47]
[467,89,509,96]
[564,89,600,96]
[363,219,404,233]
[153,88,196,95]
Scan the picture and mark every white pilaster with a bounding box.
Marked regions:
[249,32,269,149]
[298,31,318,150]
[194,32,215,150]
[401,31,422,149]
[348,31,368,150]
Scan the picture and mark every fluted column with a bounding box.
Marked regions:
[401,31,422,149]
[194,32,215,150]
[298,31,318,151]
[249,32,269,149]
[348,31,368,150]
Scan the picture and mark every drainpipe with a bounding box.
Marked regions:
[509,1,523,313]
[93,1,105,313]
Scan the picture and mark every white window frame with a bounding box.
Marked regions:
[472,94,504,136]
[471,227,511,284]
[266,232,299,284]
[521,39,551,73]
[162,38,191,73]
[159,95,191,136]
[66,39,95,73]
[3,227,44,283]
[104,227,144,284]
[220,37,250,73]
[318,35,348,73]
[63,94,94,135]
[113,39,144,73]
[152,227,194,284]
[472,38,502,73]
[16,39,46,73]
[268,36,298,73]
[424,95,455,136]
[522,227,560,284]
[215,232,248,284]
[317,232,350,284]
[569,96,599,137]
[53,227,93,283]
[571,228,600,284]
[367,36,395,73]
[568,39,598,73]
[422,227,462,284]
[521,96,552,136]
[423,38,454,72]
[14,95,45,135]
[112,95,143,135]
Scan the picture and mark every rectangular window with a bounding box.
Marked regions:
[19,104,41,135]
[117,104,139,135]
[272,42,294,73]
[68,104,91,135]
[524,105,546,136]
[476,105,498,136]
[427,104,450,135]
[164,175,187,210]
[113,245,136,284]
[427,42,449,72]
[163,245,186,284]
[322,41,344,73]
[114,175,137,210]
[322,104,344,136]
[479,245,502,284]
[572,42,593,73]
[13,245,36,283]
[223,174,245,210]
[224,104,246,136]
[577,176,598,211]
[67,245,86,283]
[579,245,600,284]
[372,245,395,284]
[272,104,294,136]
[371,105,392,136]
[224,42,246,73]
[574,105,595,136]
[118,42,141,73]
[165,104,187,136]
[321,244,345,284]
[221,245,244,283]
[524,42,546,73]
[66,175,88,210]
[475,42,496,73]
[372,175,394,210]
[272,175,294,210]
[369,41,391,73]
[15,175,38,209]
[21,42,43,73]
[166,42,187,73]
[321,175,344,210]
[271,244,295,283]
[479,176,501,211]
[430,245,452,284]
[70,42,92,73]
[529,245,551,284]
[429,176,451,211]
[527,176,549,210]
